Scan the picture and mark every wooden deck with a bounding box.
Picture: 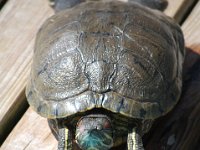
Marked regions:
[0,0,200,149]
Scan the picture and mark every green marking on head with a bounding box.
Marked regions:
[78,129,113,150]
[75,114,113,150]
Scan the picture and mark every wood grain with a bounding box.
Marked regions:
[0,0,54,143]
[1,0,199,149]
[1,109,57,150]
[164,0,197,23]
[182,1,200,54]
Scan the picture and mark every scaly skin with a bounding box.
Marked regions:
[58,128,72,150]
[127,128,144,150]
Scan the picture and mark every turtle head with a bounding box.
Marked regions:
[75,114,113,150]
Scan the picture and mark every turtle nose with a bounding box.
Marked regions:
[96,124,103,130]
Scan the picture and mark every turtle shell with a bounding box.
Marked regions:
[26,1,185,120]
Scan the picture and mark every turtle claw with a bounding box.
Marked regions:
[127,128,144,150]
[128,0,168,11]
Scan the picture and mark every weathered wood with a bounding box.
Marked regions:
[182,1,200,54]
[1,109,57,150]
[0,0,54,144]
[164,0,198,23]
[144,1,200,150]
[1,0,199,149]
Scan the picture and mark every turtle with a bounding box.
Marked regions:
[26,0,185,149]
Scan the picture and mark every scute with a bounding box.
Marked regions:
[26,1,184,119]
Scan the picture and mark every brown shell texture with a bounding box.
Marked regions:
[26,1,185,120]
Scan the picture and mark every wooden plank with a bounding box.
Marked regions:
[182,1,200,53]
[0,0,54,143]
[1,109,57,150]
[1,0,197,149]
[144,1,200,149]
[164,0,197,23]
[164,0,186,17]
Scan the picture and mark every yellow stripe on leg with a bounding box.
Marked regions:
[132,128,137,149]
[127,128,144,150]
[65,128,69,150]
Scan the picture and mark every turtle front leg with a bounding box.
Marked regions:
[49,0,84,12]
[127,128,144,150]
[128,0,168,11]
[58,128,73,150]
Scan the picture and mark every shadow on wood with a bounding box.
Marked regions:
[143,46,200,150]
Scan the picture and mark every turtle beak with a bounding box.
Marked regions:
[127,128,144,150]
